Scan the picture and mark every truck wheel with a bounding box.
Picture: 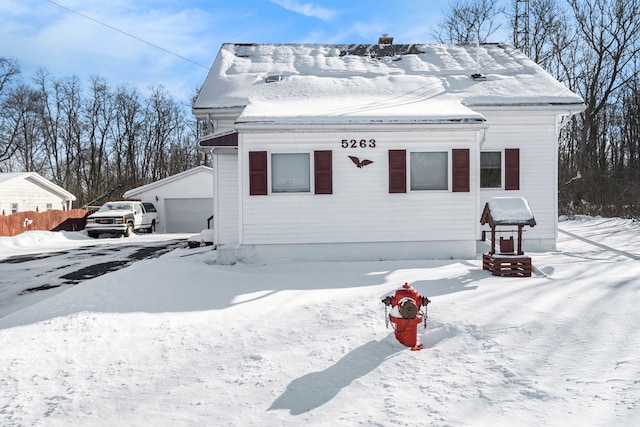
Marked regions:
[124,223,134,237]
[146,220,155,233]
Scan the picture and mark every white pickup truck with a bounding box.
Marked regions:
[85,201,159,238]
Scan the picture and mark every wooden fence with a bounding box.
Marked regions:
[0,209,88,237]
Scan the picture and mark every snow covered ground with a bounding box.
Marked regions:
[1,217,639,426]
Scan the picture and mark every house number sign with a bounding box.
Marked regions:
[341,139,376,148]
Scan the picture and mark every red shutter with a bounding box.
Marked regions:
[249,151,267,195]
[388,150,406,193]
[505,148,520,190]
[452,149,470,192]
[314,150,332,194]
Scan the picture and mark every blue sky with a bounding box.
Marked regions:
[0,0,510,105]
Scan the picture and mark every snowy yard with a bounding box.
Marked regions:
[1,217,639,426]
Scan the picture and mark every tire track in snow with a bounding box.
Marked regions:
[558,229,640,260]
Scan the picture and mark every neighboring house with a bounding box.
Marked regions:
[0,172,76,214]
[192,41,585,264]
[122,166,213,233]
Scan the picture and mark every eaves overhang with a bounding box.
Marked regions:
[469,102,586,114]
[234,118,488,133]
[192,106,245,118]
[197,130,239,149]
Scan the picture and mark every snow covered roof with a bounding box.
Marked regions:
[0,172,76,201]
[481,197,536,227]
[123,166,213,198]
[193,43,585,125]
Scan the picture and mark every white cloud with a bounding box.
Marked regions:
[0,0,454,103]
[0,0,213,102]
[270,0,337,21]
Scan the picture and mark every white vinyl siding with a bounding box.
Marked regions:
[0,177,68,214]
[476,108,559,248]
[215,152,239,245]
[240,130,478,245]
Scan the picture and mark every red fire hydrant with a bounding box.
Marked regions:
[382,283,431,351]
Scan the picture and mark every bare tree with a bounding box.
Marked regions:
[434,0,505,44]
[82,76,116,203]
[2,84,45,172]
[33,71,87,199]
[0,58,20,95]
[0,57,22,166]
[111,85,143,187]
[141,86,183,183]
[165,121,205,176]
[34,70,63,183]
[521,0,573,66]
[565,0,640,213]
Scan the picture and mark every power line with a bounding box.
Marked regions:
[44,0,210,70]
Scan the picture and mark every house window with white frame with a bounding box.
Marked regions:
[46,203,53,210]
[271,153,310,193]
[11,203,18,213]
[410,152,448,191]
[480,151,502,188]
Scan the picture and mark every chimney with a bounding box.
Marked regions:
[378,34,393,45]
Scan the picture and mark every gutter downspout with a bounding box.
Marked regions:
[476,128,488,247]
[209,148,219,246]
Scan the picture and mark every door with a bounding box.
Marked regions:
[133,203,145,228]
[164,198,213,233]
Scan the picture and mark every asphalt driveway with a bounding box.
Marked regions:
[0,237,187,317]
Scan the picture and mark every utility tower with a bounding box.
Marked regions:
[514,0,531,57]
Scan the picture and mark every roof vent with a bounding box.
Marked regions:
[378,34,393,45]
[471,40,486,80]
[265,74,284,83]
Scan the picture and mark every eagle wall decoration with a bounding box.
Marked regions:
[348,156,374,168]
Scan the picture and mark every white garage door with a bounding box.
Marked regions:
[164,198,213,233]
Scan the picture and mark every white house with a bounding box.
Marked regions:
[192,42,585,264]
[122,166,213,233]
[0,172,76,214]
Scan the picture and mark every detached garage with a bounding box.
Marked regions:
[123,166,213,233]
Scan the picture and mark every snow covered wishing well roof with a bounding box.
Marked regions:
[193,43,585,125]
[481,197,536,227]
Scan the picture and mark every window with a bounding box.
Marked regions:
[142,202,156,213]
[480,149,520,190]
[389,149,469,193]
[11,203,18,214]
[271,153,310,193]
[481,152,501,188]
[249,150,333,195]
[410,152,448,190]
[46,203,53,211]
